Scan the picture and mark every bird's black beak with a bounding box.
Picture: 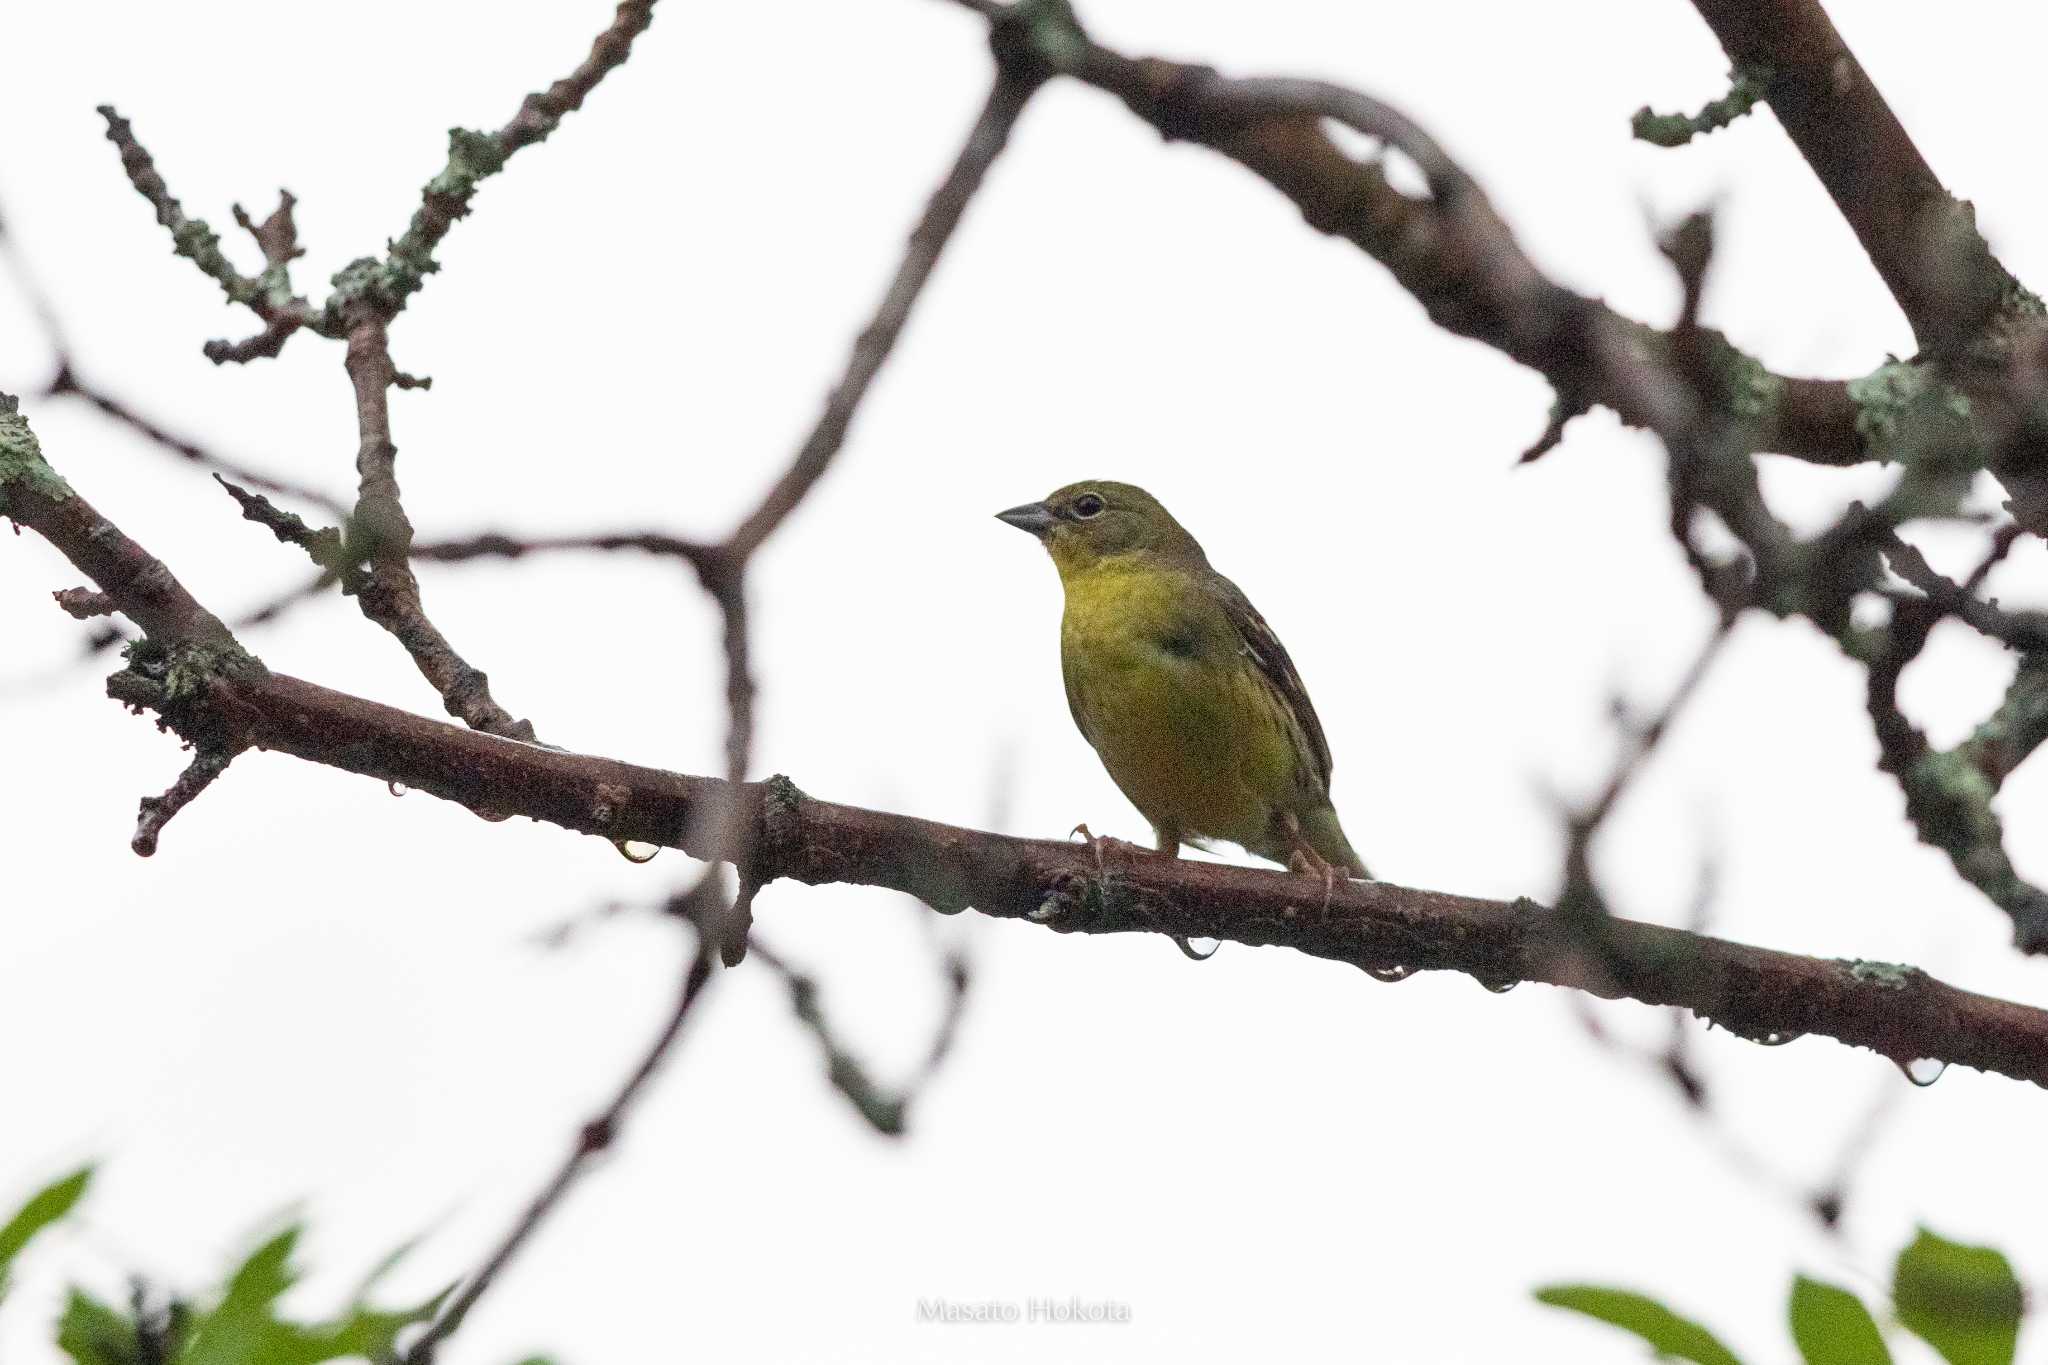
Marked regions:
[996,501,1056,537]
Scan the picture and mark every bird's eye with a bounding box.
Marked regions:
[1072,493,1106,519]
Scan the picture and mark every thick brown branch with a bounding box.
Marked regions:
[1683,0,2016,352]
[9,430,2048,1086]
[975,1,1861,467]
[96,665,2048,1090]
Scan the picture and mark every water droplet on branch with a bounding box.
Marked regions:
[1364,964,1414,983]
[387,781,408,797]
[1897,1057,1946,1087]
[615,840,661,864]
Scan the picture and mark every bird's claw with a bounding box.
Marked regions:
[1071,823,1216,963]
[1069,823,1149,876]
[1288,848,1340,922]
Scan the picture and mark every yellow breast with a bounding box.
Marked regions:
[1058,559,1300,849]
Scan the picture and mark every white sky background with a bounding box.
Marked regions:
[3,1,2047,1361]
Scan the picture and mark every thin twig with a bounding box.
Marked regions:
[131,745,240,857]
[336,316,536,740]
[402,940,717,1363]
[725,60,1043,560]
[747,935,971,1135]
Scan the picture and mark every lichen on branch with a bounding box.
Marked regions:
[1631,65,1771,147]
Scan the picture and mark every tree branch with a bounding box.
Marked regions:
[330,315,536,740]
[9,412,2048,1085]
[725,56,1045,560]
[401,936,717,1364]
[361,0,662,322]
[1681,0,2020,353]
[974,0,1862,468]
[118,665,2048,1091]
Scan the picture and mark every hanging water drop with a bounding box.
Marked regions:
[1479,977,1520,994]
[615,839,661,865]
[1898,1057,1946,1087]
[1365,964,1414,983]
[1755,1030,1804,1047]
[387,780,408,797]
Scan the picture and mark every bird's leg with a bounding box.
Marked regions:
[1152,826,1217,962]
[1070,822,1149,870]
[1281,815,1339,921]
[1066,824,1215,959]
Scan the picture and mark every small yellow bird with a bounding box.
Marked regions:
[998,481,1368,946]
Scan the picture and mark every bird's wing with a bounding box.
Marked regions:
[1061,644,1100,750]
[1209,574,1335,790]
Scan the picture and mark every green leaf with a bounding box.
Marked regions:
[345,1226,427,1303]
[1791,1276,1891,1365]
[311,1283,449,1362]
[1893,1229,2023,1365]
[0,1166,92,1295]
[217,1225,301,1315]
[55,1287,137,1365]
[1536,1285,1746,1365]
[181,1225,303,1365]
[179,1225,452,1365]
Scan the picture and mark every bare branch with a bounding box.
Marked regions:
[53,587,113,620]
[14,397,2048,1087]
[1682,0,2020,352]
[131,744,240,857]
[408,529,723,574]
[967,0,1862,469]
[333,316,536,740]
[96,107,323,356]
[726,58,1044,560]
[401,937,717,1363]
[342,0,663,322]
[1880,531,2048,652]
[47,367,348,517]
[748,935,972,1135]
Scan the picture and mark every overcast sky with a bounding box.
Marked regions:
[5,2,2048,1361]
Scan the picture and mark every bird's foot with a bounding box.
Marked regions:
[1287,845,1340,922]
[1068,823,1151,875]
[1069,825,1216,963]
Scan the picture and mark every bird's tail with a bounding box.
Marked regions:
[1302,803,1370,880]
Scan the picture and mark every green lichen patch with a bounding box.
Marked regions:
[2002,279,2047,320]
[993,0,1089,76]
[1847,360,1926,449]
[1632,65,1771,148]
[325,255,410,318]
[1846,359,1980,468]
[1909,748,2000,843]
[160,639,264,702]
[763,772,808,812]
[0,395,72,514]
[1839,958,1921,989]
[1707,337,1786,421]
[428,127,508,197]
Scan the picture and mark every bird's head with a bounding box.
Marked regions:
[995,480,1207,578]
